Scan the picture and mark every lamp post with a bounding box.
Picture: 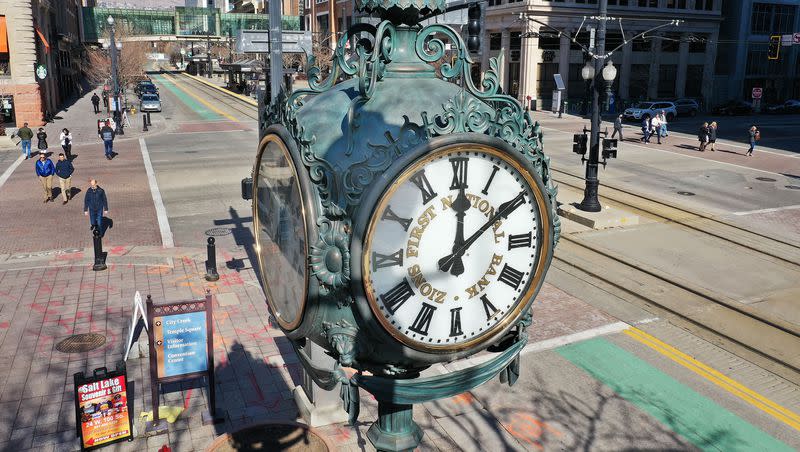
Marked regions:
[602,60,617,113]
[180,48,186,70]
[581,60,594,117]
[107,15,122,135]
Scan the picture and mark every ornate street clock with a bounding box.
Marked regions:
[251,0,560,449]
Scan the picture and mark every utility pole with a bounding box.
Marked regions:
[107,15,123,135]
[268,0,283,101]
[577,0,607,212]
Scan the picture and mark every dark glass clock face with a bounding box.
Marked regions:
[254,135,308,330]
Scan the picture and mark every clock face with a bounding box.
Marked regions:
[363,144,547,351]
[253,134,308,330]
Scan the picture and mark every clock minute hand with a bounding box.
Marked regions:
[438,187,470,275]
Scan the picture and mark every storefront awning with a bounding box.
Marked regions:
[0,17,8,53]
[35,26,50,54]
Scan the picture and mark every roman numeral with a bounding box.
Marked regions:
[480,294,499,320]
[381,205,412,231]
[498,264,524,290]
[508,232,532,250]
[481,165,500,195]
[449,307,463,337]
[409,302,437,336]
[449,157,469,190]
[409,170,438,205]
[380,279,414,314]
[372,250,403,271]
[499,192,527,217]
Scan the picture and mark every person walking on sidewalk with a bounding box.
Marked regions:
[746,125,759,157]
[84,179,108,232]
[36,128,48,153]
[612,114,624,141]
[641,117,651,143]
[91,92,101,114]
[55,153,74,205]
[651,115,662,144]
[708,121,718,152]
[659,111,669,138]
[698,122,709,152]
[35,153,56,203]
[17,122,33,159]
[59,128,73,160]
[99,121,115,160]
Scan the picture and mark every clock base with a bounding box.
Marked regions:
[367,402,424,452]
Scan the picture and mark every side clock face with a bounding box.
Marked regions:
[253,134,308,330]
[363,144,549,351]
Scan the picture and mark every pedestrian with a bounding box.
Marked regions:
[16,122,34,159]
[708,121,718,152]
[91,92,101,114]
[641,117,650,143]
[84,179,109,232]
[612,114,624,141]
[99,120,115,160]
[55,153,74,205]
[659,111,668,139]
[746,125,759,157]
[102,91,109,109]
[59,128,73,160]
[35,153,56,203]
[36,128,48,152]
[651,115,662,144]
[698,122,709,151]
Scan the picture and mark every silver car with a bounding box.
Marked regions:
[140,93,161,112]
[623,101,678,121]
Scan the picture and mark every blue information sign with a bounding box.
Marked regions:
[154,311,208,378]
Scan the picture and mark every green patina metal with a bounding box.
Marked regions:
[255,0,559,449]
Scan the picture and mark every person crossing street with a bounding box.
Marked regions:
[35,153,56,203]
[612,114,624,141]
[99,120,115,160]
[84,179,109,233]
[55,153,74,205]
[16,122,33,159]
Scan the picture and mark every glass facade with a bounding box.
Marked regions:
[82,8,174,41]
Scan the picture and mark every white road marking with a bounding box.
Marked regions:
[139,138,174,248]
[0,154,25,191]
[731,204,800,216]
[542,125,793,177]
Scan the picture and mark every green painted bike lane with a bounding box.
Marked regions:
[150,73,220,121]
[557,338,794,452]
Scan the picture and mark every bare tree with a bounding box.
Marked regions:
[83,27,150,90]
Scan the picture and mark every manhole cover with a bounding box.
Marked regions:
[756,177,777,182]
[206,422,333,452]
[677,191,695,196]
[56,333,106,353]
[786,185,800,190]
[205,228,232,237]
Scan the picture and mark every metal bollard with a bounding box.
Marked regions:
[143,115,148,132]
[205,237,219,281]
[147,112,152,127]
[92,228,107,271]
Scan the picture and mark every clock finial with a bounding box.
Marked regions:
[356,0,447,25]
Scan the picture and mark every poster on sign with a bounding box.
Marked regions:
[73,364,133,450]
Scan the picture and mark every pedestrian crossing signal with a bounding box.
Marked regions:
[573,133,588,156]
[768,35,780,60]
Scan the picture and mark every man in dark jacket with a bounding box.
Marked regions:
[84,179,109,232]
[612,114,623,141]
[35,153,56,202]
[55,153,75,204]
[99,121,115,160]
[16,122,34,159]
[91,93,101,114]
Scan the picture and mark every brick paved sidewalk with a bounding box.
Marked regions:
[0,243,616,452]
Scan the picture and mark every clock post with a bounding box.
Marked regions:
[250,0,560,450]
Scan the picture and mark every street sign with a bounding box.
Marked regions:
[236,30,312,54]
[281,31,312,54]
[752,87,762,99]
[781,34,793,46]
[554,74,565,91]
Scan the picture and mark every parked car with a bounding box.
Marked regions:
[672,98,699,116]
[623,101,677,121]
[766,99,800,114]
[135,80,158,98]
[712,100,753,116]
[140,93,162,112]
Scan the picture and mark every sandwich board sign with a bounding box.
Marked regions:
[74,363,133,450]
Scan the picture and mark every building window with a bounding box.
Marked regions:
[490,33,501,51]
[488,0,502,6]
[666,0,686,8]
[694,0,713,10]
[605,31,623,53]
[629,64,650,99]
[661,33,680,52]
[773,4,797,34]
[538,33,560,50]
[510,32,521,62]
[751,3,795,34]
[537,62,558,102]
[751,3,772,34]
[658,64,677,98]
[689,35,706,53]
[638,0,657,7]
[632,37,651,52]
[685,65,703,98]
[608,0,629,5]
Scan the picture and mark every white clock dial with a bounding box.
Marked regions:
[363,145,545,351]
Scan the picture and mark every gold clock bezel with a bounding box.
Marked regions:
[252,133,310,331]
[362,143,552,352]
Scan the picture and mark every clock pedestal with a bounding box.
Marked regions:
[294,341,349,427]
[368,403,423,452]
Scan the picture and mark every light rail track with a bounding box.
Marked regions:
[165,71,259,121]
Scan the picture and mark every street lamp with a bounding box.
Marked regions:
[180,48,186,70]
[107,15,123,135]
[581,61,594,116]
[601,60,617,112]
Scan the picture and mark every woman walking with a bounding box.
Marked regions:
[746,125,759,156]
[36,128,48,154]
[651,115,662,144]
[708,122,718,152]
[59,128,73,160]
[659,110,669,138]
[698,122,709,151]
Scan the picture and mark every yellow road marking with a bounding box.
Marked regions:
[159,72,239,122]
[181,72,258,106]
[624,327,800,431]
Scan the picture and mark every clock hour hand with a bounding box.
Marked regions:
[438,187,470,276]
[439,191,527,268]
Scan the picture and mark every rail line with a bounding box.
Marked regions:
[167,71,259,121]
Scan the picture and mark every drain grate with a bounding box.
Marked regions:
[677,191,695,196]
[56,333,106,353]
[756,177,777,182]
[786,185,800,190]
[205,227,232,237]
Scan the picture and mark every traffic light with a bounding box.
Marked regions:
[602,138,618,166]
[768,35,780,60]
[467,3,481,53]
[573,133,588,156]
